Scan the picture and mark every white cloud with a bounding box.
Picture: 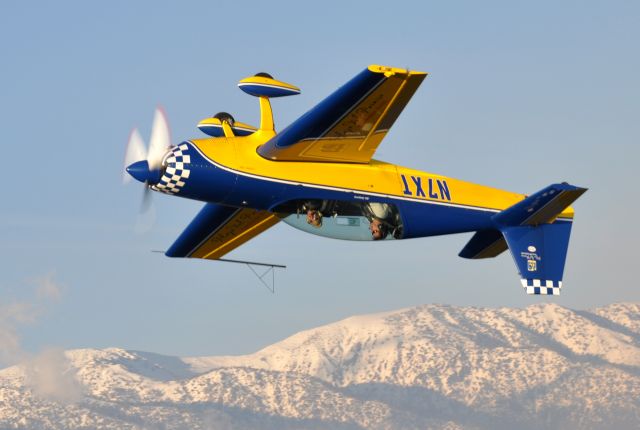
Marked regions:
[0,274,82,403]
[23,348,83,404]
[0,302,38,365]
[33,272,63,301]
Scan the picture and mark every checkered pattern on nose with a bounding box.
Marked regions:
[152,144,191,194]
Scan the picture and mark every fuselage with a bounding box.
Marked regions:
[152,131,573,240]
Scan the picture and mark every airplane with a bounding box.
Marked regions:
[123,65,586,295]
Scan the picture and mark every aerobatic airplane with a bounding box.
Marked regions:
[124,65,586,295]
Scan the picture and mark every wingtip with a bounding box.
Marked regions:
[367,64,427,76]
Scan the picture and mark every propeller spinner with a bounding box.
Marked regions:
[123,107,172,211]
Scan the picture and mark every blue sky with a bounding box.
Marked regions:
[1,1,639,358]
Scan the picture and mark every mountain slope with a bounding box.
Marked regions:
[1,303,639,429]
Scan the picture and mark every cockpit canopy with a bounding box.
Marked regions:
[275,199,403,241]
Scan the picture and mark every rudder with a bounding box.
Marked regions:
[502,222,572,295]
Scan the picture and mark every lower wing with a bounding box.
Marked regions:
[166,204,281,260]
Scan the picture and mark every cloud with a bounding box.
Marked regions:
[33,272,63,301]
[0,302,38,365]
[23,347,83,404]
[0,274,63,366]
[0,273,83,403]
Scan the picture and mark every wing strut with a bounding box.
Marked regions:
[218,258,285,293]
[153,251,285,293]
[245,262,277,293]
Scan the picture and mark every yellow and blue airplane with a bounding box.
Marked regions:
[124,65,586,295]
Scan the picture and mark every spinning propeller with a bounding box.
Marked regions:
[123,107,172,211]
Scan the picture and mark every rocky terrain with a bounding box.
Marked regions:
[1,302,639,429]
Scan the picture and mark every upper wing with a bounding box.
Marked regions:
[166,204,280,260]
[257,65,427,164]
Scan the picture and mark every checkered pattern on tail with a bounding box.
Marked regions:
[152,144,191,194]
[521,278,562,295]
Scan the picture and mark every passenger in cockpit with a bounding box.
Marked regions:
[306,209,323,228]
[301,200,335,228]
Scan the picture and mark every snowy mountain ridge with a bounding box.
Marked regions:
[1,302,639,429]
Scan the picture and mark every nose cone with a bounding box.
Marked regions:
[126,160,162,184]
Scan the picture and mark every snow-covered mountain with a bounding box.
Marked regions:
[1,303,639,429]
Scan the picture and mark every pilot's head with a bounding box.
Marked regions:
[369,218,388,240]
[306,209,322,228]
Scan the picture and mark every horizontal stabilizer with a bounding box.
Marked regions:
[493,183,587,226]
[458,229,508,259]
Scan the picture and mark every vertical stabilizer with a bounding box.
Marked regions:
[498,183,586,295]
[503,222,572,295]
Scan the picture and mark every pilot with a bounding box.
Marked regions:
[362,202,402,240]
[369,217,389,240]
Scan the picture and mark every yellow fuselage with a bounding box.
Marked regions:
[189,131,574,220]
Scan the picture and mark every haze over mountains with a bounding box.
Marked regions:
[1,303,639,429]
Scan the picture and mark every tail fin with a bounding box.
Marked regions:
[501,183,586,295]
[459,183,586,295]
[503,222,572,295]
